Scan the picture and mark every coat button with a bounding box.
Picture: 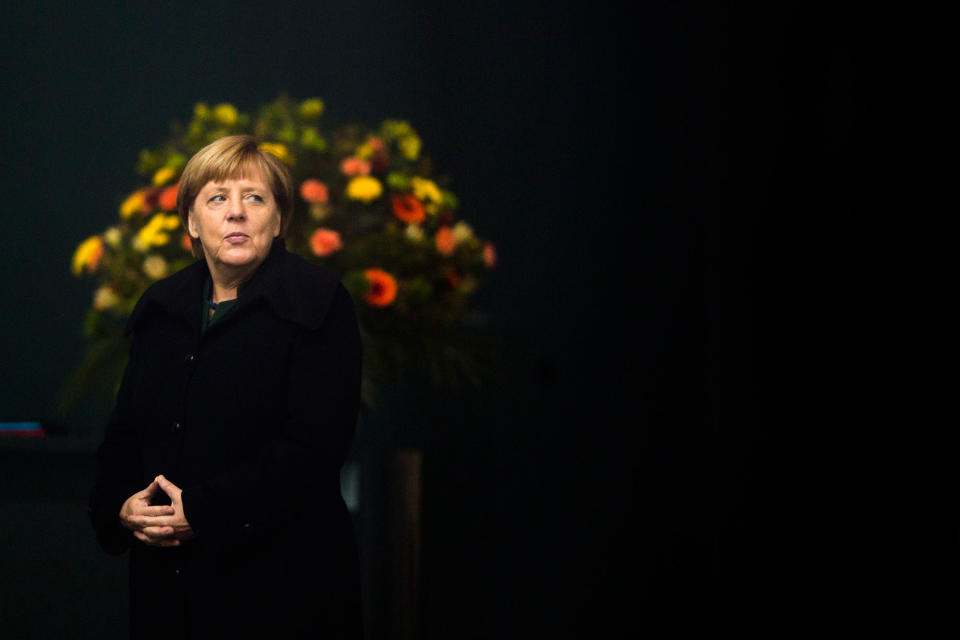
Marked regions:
[185,354,196,362]
[172,421,182,432]
[174,568,181,576]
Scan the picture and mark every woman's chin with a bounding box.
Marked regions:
[213,248,260,269]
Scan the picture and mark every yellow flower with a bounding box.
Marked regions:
[143,255,169,280]
[259,142,294,165]
[194,102,210,120]
[346,176,383,203]
[93,286,120,311]
[152,166,177,187]
[162,214,181,230]
[411,177,442,205]
[213,103,238,126]
[71,235,104,276]
[356,137,384,160]
[399,134,421,161]
[104,227,122,248]
[135,213,172,250]
[356,140,373,160]
[299,98,324,120]
[382,120,414,139]
[119,190,145,219]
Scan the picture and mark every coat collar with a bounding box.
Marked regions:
[126,239,341,335]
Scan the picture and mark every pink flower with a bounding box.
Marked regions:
[309,228,343,257]
[340,156,371,176]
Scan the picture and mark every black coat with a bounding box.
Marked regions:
[89,240,362,639]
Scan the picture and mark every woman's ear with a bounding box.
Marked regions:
[187,210,200,239]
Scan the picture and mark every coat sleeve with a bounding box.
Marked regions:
[180,283,362,554]
[88,338,144,555]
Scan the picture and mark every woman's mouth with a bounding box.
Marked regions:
[225,233,249,244]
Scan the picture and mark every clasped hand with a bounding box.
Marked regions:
[120,475,195,547]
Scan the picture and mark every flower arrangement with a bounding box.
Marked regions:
[67,96,496,413]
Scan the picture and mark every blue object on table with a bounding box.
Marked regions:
[0,422,46,436]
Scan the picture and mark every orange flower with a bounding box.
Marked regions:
[340,156,371,176]
[390,193,426,224]
[181,233,194,252]
[363,269,397,307]
[435,226,456,256]
[309,228,342,257]
[300,179,329,203]
[483,242,497,268]
[159,183,179,211]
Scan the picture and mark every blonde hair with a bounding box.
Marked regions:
[177,135,294,259]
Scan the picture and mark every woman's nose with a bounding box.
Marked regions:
[227,197,246,220]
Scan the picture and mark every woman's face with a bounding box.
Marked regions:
[188,167,281,273]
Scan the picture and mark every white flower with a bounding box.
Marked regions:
[405,223,425,243]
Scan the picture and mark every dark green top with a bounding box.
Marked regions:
[201,276,247,332]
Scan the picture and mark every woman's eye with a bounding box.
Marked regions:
[209,194,226,203]
[247,194,264,202]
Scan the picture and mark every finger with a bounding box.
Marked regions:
[142,526,175,538]
[134,531,180,547]
[128,514,176,528]
[156,475,181,499]
[136,480,159,498]
[137,505,176,517]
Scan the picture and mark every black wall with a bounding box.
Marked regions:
[0,2,877,637]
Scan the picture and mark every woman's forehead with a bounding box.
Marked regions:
[202,165,268,189]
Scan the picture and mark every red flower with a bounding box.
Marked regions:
[141,187,159,212]
[159,183,179,211]
[363,269,397,307]
[300,179,329,204]
[390,193,426,224]
[309,228,342,257]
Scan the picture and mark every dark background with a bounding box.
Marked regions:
[0,1,881,637]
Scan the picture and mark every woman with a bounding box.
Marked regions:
[89,135,362,638]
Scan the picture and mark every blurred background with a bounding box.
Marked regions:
[0,1,878,638]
